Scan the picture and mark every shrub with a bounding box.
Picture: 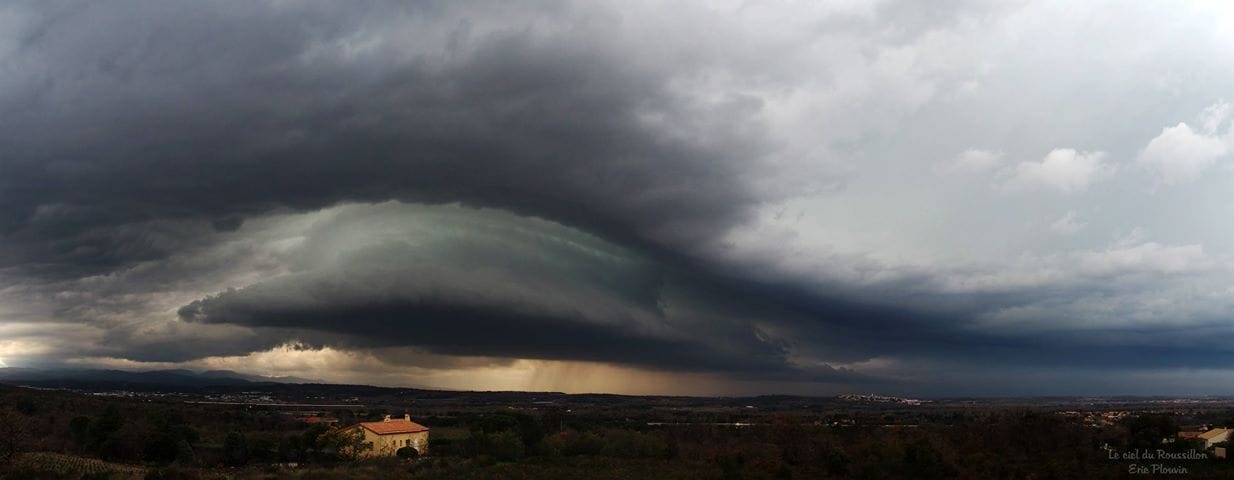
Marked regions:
[599,429,669,458]
[490,430,526,462]
[396,446,419,459]
[222,432,249,467]
[173,440,195,466]
[546,431,604,456]
[145,466,199,480]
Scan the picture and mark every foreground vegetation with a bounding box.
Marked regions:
[4,384,1234,479]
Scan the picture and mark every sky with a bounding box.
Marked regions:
[2,0,1234,397]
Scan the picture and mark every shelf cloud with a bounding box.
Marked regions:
[3,0,1234,395]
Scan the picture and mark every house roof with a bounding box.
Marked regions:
[349,418,430,435]
[1199,428,1230,440]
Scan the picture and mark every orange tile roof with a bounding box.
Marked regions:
[1199,428,1230,440]
[351,418,430,435]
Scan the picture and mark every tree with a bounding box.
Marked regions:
[14,399,37,416]
[487,430,525,462]
[222,432,249,466]
[902,440,951,480]
[69,416,92,448]
[513,414,545,447]
[88,405,125,452]
[247,434,277,463]
[300,423,330,457]
[143,413,201,464]
[315,427,370,461]
[173,439,195,466]
[278,435,304,462]
[1128,414,1178,449]
[0,408,32,465]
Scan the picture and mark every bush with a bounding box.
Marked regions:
[546,431,604,456]
[396,446,419,458]
[88,406,125,452]
[145,466,200,480]
[0,408,32,464]
[599,429,669,459]
[470,430,525,462]
[173,440,195,466]
[222,432,248,467]
[528,441,560,457]
[428,437,456,456]
[69,416,92,448]
[492,430,526,462]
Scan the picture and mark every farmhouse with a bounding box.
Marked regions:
[342,414,430,457]
[1198,428,1231,449]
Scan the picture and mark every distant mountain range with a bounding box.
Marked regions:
[0,367,321,387]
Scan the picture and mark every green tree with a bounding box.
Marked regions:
[0,408,32,465]
[1128,414,1178,449]
[487,430,525,462]
[247,434,277,462]
[222,432,249,466]
[173,439,195,466]
[278,435,303,462]
[315,427,371,461]
[300,423,330,457]
[143,411,200,464]
[902,441,951,480]
[69,416,92,448]
[514,414,545,447]
[88,406,125,452]
[14,399,37,416]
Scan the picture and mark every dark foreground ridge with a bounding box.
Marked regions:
[5,377,1234,479]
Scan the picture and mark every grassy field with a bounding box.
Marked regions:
[159,457,718,480]
[8,452,146,479]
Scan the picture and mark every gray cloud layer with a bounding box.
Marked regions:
[3,0,1234,395]
[0,0,780,275]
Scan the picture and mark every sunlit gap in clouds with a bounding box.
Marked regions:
[70,342,749,396]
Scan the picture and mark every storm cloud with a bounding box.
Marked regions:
[3,0,1234,395]
[0,0,781,273]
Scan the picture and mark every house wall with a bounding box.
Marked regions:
[356,428,430,457]
[1204,430,1230,448]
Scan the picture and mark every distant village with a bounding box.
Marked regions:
[838,393,929,405]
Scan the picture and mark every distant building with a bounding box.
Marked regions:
[1198,428,1231,449]
[342,414,430,457]
[1167,426,1210,445]
[300,416,339,425]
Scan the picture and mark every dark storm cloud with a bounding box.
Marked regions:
[4,0,1233,395]
[159,203,1234,383]
[0,0,771,279]
[165,204,866,382]
[178,298,795,375]
[0,1,845,383]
